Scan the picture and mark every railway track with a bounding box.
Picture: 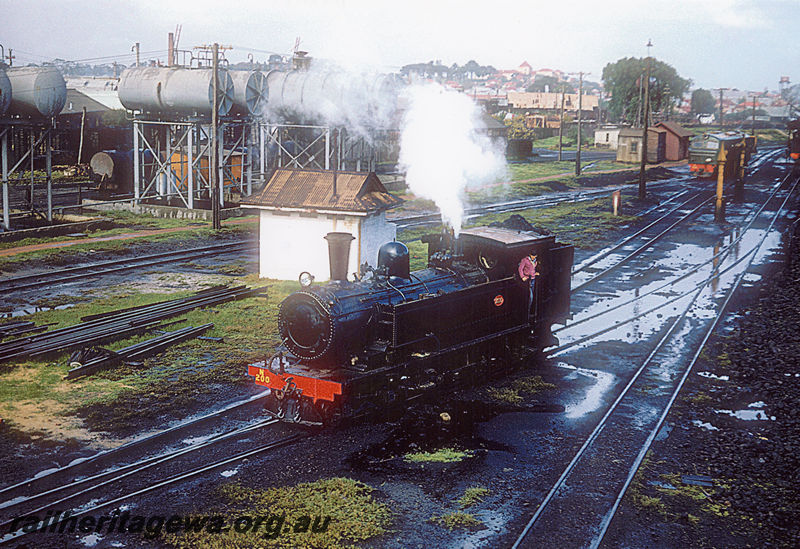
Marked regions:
[0,239,257,293]
[0,429,302,545]
[0,390,270,502]
[392,174,695,229]
[510,170,799,548]
[570,191,713,292]
[553,173,792,344]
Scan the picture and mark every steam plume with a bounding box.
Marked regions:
[399,83,506,235]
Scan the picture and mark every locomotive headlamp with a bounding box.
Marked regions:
[299,271,315,287]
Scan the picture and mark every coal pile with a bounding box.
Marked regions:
[696,218,800,545]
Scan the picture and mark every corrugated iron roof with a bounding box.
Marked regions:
[243,168,403,213]
[656,121,693,138]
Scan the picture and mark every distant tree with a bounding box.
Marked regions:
[602,57,691,124]
[526,75,574,94]
[726,108,767,121]
[504,116,536,140]
[691,89,716,115]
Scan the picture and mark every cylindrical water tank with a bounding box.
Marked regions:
[118,67,235,116]
[7,66,67,118]
[0,69,11,117]
[229,70,268,116]
[263,69,400,124]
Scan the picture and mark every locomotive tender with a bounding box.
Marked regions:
[688,131,756,178]
[249,227,573,425]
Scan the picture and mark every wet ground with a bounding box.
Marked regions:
[1,150,797,548]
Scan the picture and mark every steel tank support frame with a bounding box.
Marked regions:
[0,120,55,230]
[258,123,379,174]
[131,117,259,209]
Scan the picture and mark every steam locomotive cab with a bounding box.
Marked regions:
[248,226,573,425]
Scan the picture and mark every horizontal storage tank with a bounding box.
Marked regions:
[264,69,401,124]
[6,66,67,118]
[0,68,10,116]
[118,67,235,116]
[229,70,268,116]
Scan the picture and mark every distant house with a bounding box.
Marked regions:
[478,112,509,147]
[616,127,666,164]
[654,121,693,161]
[507,91,599,118]
[518,61,533,76]
[242,169,402,281]
[594,125,622,150]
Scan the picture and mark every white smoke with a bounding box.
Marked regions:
[399,82,507,235]
[259,60,399,139]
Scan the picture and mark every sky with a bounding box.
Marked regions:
[3,0,799,92]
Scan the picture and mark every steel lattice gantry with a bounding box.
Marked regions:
[131,116,261,209]
[258,123,391,174]
[1,119,55,231]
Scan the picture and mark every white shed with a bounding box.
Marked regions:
[594,125,622,150]
[243,169,403,281]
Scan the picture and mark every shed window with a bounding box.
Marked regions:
[631,141,638,153]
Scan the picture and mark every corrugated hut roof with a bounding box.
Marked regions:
[655,120,693,138]
[244,169,403,213]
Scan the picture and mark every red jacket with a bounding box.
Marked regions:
[518,256,538,281]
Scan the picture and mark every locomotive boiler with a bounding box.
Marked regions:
[249,226,573,425]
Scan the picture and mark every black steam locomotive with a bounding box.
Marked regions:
[249,227,573,425]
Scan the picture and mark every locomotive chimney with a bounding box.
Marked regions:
[324,232,355,282]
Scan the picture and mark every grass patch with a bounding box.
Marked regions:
[458,486,490,509]
[488,387,523,404]
[512,375,556,394]
[168,478,392,548]
[430,511,482,530]
[0,222,256,269]
[404,447,473,463]
[0,277,298,437]
[691,392,713,404]
[488,375,556,405]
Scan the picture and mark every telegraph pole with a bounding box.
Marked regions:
[575,72,583,176]
[558,85,565,161]
[718,88,725,127]
[211,43,221,230]
[751,93,757,137]
[639,40,652,200]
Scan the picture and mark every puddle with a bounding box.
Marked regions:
[747,401,766,408]
[452,510,506,548]
[692,420,720,431]
[182,434,216,446]
[697,371,729,381]
[715,409,775,421]
[220,468,239,478]
[3,303,76,318]
[80,533,102,547]
[558,362,615,419]
[648,480,676,490]
[655,422,673,441]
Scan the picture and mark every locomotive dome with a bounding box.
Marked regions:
[378,241,410,279]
